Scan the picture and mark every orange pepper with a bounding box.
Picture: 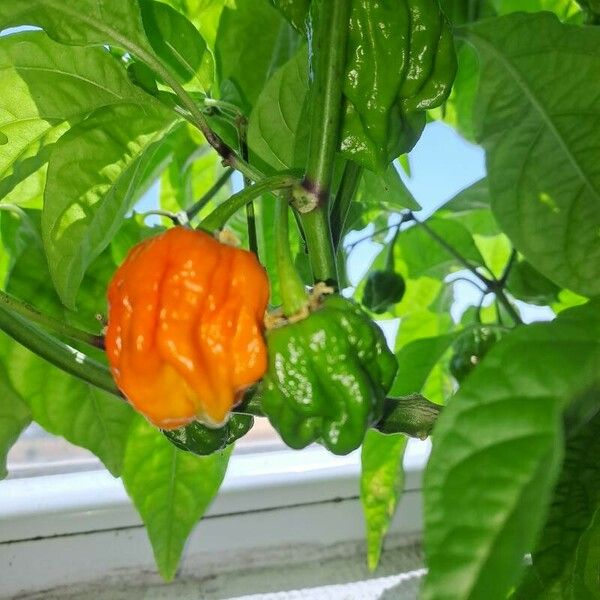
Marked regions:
[105,227,269,430]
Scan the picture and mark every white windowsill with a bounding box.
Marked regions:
[1,439,429,599]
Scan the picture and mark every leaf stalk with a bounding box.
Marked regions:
[298,0,351,285]
[200,175,297,232]
[0,290,104,349]
[275,195,309,317]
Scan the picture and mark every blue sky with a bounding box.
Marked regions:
[402,121,486,215]
[346,121,486,287]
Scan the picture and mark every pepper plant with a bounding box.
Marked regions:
[1,0,600,598]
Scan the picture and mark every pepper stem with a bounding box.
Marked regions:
[303,0,351,198]
[377,394,442,439]
[275,194,309,317]
[200,174,296,232]
[331,161,363,251]
[385,225,401,272]
[297,0,351,286]
[299,207,338,285]
[186,167,233,221]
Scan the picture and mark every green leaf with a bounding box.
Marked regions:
[438,0,497,26]
[0,218,135,476]
[473,233,512,280]
[247,45,309,172]
[513,407,600,599]
[0,0,209,93]
[122,417,231,580]
[110,215,162,266]
[439,179,492,224]
[158,124,229,216]
[355,165,420,213]
[360,330,457,572]
[270,0,310,33]
[0,330,134,476]
[438,180,512,278]
[422,301,600,600]
[139,0,213,90]
[389,333,457,398]
[215,0,299,111]
[400,217,486,279]
[0,1,155,63]
[465,13,600,296]
[0,362,31,479]
[162,0,234,51]
[572,506,600,599]
[42,103,175,307]
[432,42,479,141]
[0,129,62,208]
[492,0,583,20]
[0,31,150,203]
[360,430,408,571]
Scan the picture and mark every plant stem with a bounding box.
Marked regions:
[447,275,488,295]
[186,167,233,220]
[303,0,351,198]
[490,248,523,325]
[200,175,297,232]
[408,212,492,287]
[499,247,517,286]
[331,161,363,250]
[495,298,505,326]
[141,209,185,226]
[385,225,401,272]
[0,204,43,247]
[346,221,404,252]
[129,42,262,182]
[494,287,523,325]
[0,290,104,349]
[275,195,309,316]
[246,198,259,256]
[300,207,338,284]
[0,304,119,396]
[377,394,442,439]
[297,0,351,286]
[240,132,259,256]
[202,97,243,118]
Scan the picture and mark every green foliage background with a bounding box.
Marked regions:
[1,1,600,597]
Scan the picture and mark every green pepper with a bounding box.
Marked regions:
[400,0,443,100]
[271,0,456,171]
[361,226,406,314]
[340,0,411,170]
[340,0,457,171]
[162,414,254,456]
[362,271,406,314]
[261,295,397,455]
[449,326,501,383]
[270,0,311,33]
[403,21,456,113]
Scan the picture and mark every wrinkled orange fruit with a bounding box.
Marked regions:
[105,227,269,430]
